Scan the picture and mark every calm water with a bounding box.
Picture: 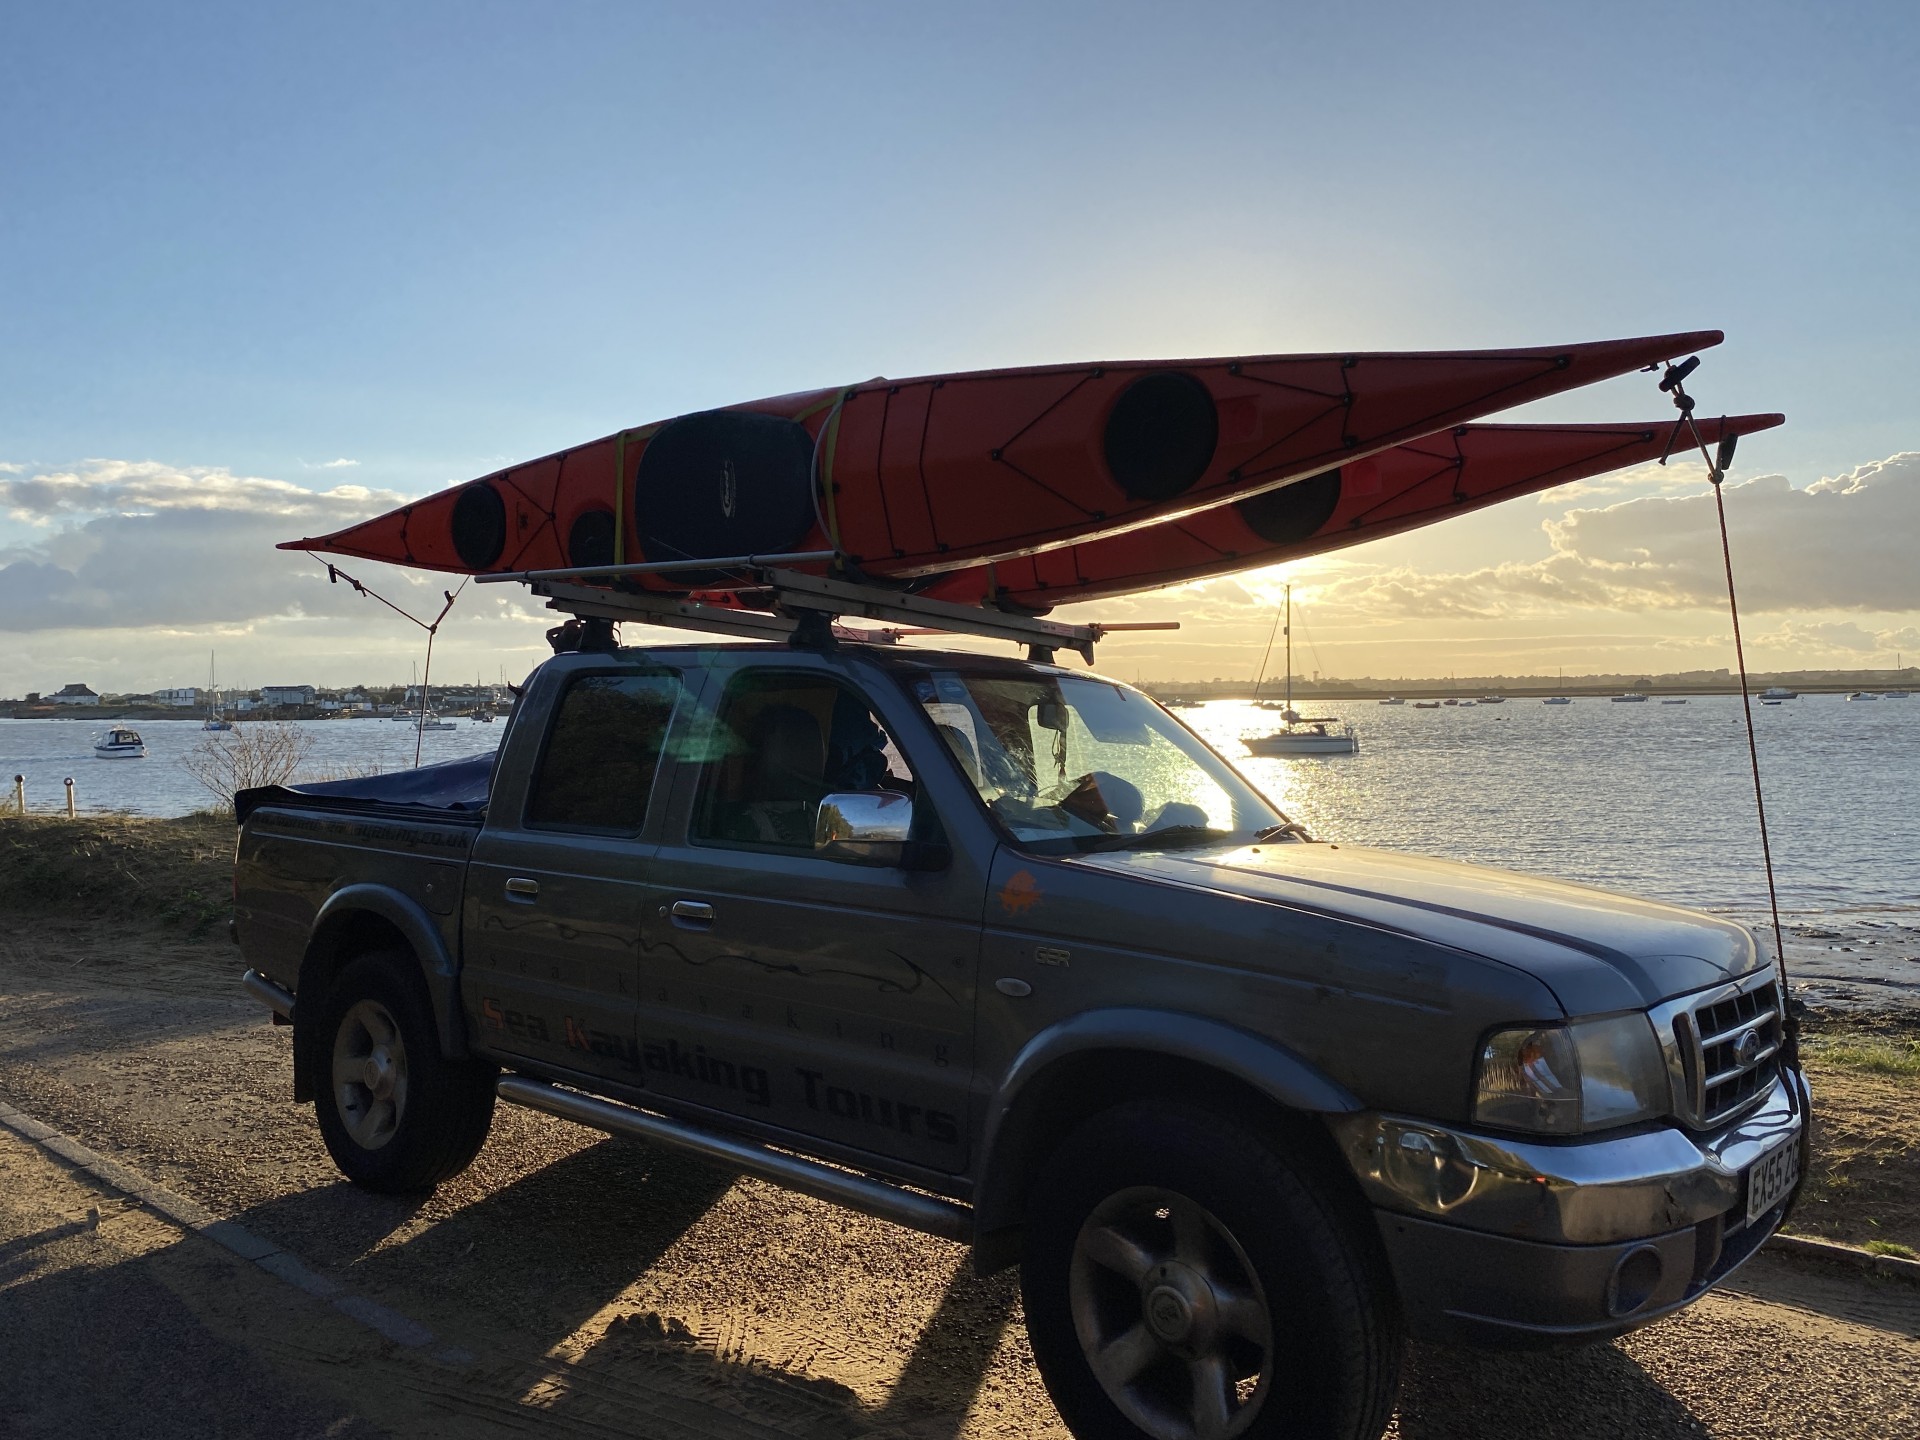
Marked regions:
[1,718,503,820]
[4,694,1916,932]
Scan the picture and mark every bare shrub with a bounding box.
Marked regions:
[180,723,317,814]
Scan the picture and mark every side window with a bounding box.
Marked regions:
[692,672,913,851]
[525,672,683,832]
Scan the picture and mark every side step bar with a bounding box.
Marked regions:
[496,1075,972,1242]
[241,968,296,1020]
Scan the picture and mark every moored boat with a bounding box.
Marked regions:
[93,727,146,758]
[1243,587,1358,756]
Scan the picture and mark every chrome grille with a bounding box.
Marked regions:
[1652,971,1783,1130]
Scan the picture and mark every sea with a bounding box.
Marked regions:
[4,692,1915,1008]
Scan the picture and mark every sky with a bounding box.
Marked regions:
[3,1,1917,693]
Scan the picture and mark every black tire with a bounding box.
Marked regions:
[313,952,496,1193]
[1020,1100,1401,1440]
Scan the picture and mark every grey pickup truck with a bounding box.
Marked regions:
[234,640,1808,1440]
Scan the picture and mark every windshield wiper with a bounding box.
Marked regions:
[1254,822,1313,843]
[1080,825,1236,853]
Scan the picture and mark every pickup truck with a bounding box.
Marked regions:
[234,639,1808,1440]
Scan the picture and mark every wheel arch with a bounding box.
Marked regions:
[971,1009,1364,1273]
[292,883,465,1101]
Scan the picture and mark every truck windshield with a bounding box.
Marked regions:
[904,669,1291,855]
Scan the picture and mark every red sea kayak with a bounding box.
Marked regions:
[918,412,1786,609]
[281,332,1722,587]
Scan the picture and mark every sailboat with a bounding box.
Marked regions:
[1243,586,1358,756]
[1886,653,1911,699]
[1543,666,1572,704]
[202,651,233,731]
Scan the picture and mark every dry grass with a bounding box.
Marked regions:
[0,811,236,937]
[1788,1012,1920,1254]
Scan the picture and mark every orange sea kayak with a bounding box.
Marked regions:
[918,412,1785,609]
[281,332,1722,588]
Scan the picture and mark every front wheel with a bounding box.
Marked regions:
[1021,1100,1401,1440]
[313,953,496,1193]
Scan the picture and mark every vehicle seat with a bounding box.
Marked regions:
[825,690,894,792]
[1147,800,1211,832]
[1087,771,1145,831]
[722,704,828,846]
[937,723,980,784]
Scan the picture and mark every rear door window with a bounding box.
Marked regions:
[525,671,684,833]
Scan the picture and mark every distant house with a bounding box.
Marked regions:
[154,687,200,708]
[51,683,98,706]
[260,685,317,708]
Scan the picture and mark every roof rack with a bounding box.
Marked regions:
[474,554,1176,663]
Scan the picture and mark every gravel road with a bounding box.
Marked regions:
[2,920,1916,1439]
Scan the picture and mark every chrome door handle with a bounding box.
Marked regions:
[505,877,540,900]
[669,899,714,926]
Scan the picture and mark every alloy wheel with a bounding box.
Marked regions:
[1069,1185,1274,1440]
[331,998,410,1150]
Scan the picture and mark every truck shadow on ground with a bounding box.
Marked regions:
[1394,1342,1705,1438]
[220,1133,1026,1436]
[219,1131,1813,1439]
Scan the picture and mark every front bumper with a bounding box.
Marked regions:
[1331,1065,1809,1344]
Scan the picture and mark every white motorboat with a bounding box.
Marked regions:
[1543,696,1573,705]
[1760,686,1798,700]
[1244,587,1358,756]
[93,727,147,758]
[1478,695,1505,704]
[1885,690,1911,699]
[1611,693,1649,703]
[1847,692,1881,701]
[1378,696,1404,705]
[391,709,418,722]
[413,711,457,731]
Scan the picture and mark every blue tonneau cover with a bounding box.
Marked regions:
[234,752,494,824]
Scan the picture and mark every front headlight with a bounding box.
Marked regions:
[1473,1014,1670,1134]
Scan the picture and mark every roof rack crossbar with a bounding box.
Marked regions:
[528,566,1112,663]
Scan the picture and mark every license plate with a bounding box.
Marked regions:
[1745,1134,1800,1224]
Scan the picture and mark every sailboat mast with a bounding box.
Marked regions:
[1284,585,1292,713]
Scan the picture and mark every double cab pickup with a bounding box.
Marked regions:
[235,640,1808,1440]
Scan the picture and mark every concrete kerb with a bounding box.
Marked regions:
[1769,1231,1920,1286]
[0,1097,475,1367]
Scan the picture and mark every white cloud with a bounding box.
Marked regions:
[318,458,360,469]
[1300,452,1920,620]
[0,458,402,524]
[0,458,501,635]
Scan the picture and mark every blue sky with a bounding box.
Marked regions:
[3,2,1916,690]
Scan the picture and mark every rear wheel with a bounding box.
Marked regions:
[1021,1100,1401,1440]
[313,953,496,1192]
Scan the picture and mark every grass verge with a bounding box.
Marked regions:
[0,811,236,937]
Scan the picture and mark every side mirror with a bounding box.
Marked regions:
[814,791,914,865]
